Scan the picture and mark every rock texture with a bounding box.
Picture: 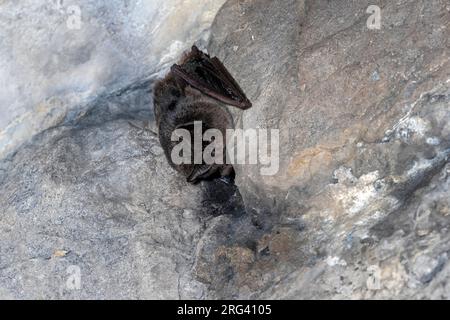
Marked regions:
[1,0,449,299]
[0,81,245,299]
[205,0,450,298]
[0,0,226,158]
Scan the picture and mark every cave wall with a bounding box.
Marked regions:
[0,0,226,158]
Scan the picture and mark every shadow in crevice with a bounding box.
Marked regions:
[200,178,246,218]
[70,77,156,130]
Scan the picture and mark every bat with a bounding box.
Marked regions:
[153,45,252,183]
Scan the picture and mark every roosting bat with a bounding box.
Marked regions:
[153,45,252,183]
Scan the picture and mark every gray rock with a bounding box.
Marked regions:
[0,81,245,299]
[1,0,450,299]
[0,0,226,158]
[203,0,450,298]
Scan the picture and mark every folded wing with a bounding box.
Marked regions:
[171,46,252,110]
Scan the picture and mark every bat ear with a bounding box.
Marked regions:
[191,45,200,53]
[190,45,209,57]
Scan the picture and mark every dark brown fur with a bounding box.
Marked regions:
[153,46,251,183]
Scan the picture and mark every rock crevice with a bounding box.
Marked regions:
[0,0,449,299]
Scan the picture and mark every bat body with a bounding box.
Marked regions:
[153,46,252,183]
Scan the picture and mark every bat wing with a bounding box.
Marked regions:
[171,46,252,110]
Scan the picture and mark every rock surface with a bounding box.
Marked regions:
[206,0,450,298]
[0,80,245,299]
[1,0,450,299]
[0,0,226,158]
